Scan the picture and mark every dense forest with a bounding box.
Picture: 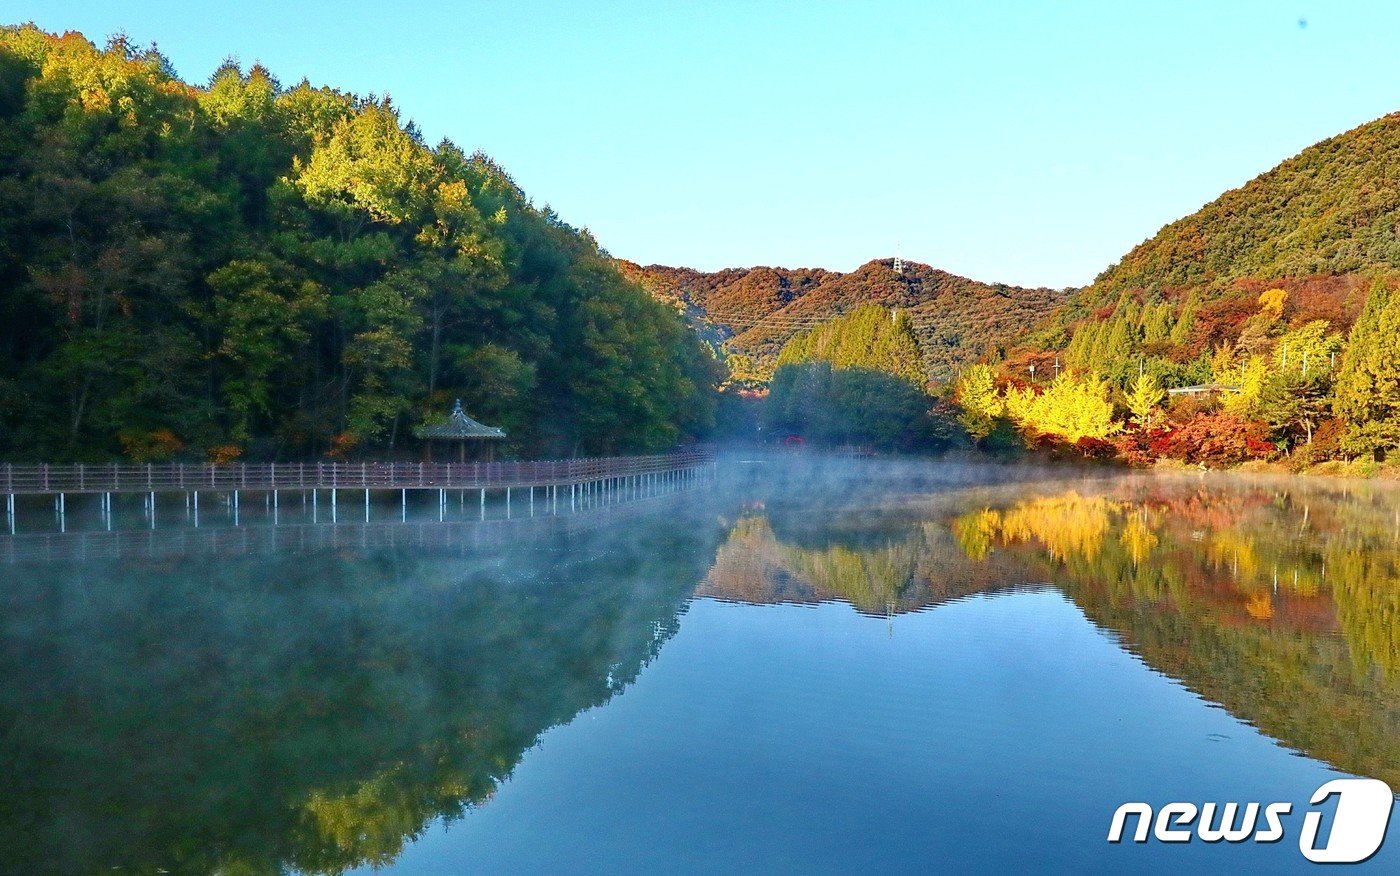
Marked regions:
[0,25,719,463]
[952,111,1400,469]
[618,259,1068,385]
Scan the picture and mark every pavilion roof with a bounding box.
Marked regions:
[413,400,506,440]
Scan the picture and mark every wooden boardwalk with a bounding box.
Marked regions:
[1,448,716,534]
[0,476,707,565]
[0,448,714,495]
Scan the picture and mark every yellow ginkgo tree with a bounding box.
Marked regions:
[1003,371,1119,442]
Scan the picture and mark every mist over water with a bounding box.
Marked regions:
[2,455,1397,873]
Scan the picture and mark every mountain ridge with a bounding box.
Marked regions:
[617,258,1071,383]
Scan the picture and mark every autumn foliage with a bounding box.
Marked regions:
[1145,414,1275,467]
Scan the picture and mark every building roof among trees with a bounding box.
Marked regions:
[1166,383,1242,395]
[414,400,506,440]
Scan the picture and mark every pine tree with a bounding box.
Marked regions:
[1141,303,1173,344]
[1334,279,1400,457]
[1169,292,1201,346]
[1097,315,1137,385]
[774,305,924,385]
[0,24,719,460]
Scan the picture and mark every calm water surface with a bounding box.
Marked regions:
[2,459,1397,873]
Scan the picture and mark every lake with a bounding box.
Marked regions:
[2,457,1397,873]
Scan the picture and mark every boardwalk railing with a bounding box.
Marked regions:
[0,448,715,496]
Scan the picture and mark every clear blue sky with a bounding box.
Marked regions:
[13,2,1400,288]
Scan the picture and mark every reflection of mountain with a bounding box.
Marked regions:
[0,514,725,875]
[702,479,1400,787]
[698,510,1022,615]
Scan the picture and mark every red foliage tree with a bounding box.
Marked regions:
[1147,413,1275,466]
[1184,296,1259,359]
[1112,433,1154,467]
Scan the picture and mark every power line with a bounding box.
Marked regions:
[694,311,943,330]
[698,308,938,322]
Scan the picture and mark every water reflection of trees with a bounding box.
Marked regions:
[699,505,1023,615]
[703,478,1400,785]
[954,484,1400,680]
[949,482,1400,784]
[0,517,723,875]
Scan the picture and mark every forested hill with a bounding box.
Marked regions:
[1011,111,1400,370]
[617,259,1069,384]
[0,25,719,463]
[961,109,1400,466]
[1097,111,1400,299]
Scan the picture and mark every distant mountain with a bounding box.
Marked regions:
[617,259,1069,382]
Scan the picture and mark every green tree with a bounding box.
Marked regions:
[1334,279,1400,457]
[764,362,937,449]
[1274,320,1342,376]
[776,305,924,385]
[209,258,326,445]
[1169,292,1201,346]
[1258,370,1332,448]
